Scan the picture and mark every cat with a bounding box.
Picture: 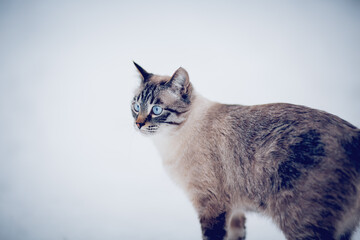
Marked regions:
[131,62,360,240]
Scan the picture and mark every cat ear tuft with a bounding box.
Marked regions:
[133,61,151,83]
[168,67,190,94]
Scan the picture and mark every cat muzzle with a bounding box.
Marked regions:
[136,122,145,129]
[135,115,147,129]
[136,121,145,129]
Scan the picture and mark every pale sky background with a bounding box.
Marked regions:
[0,1,360,240]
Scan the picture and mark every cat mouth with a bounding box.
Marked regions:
[137,125,159,135]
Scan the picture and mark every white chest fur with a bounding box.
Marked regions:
[152,95,214,190]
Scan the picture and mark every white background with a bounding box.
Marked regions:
[0,1,359,239]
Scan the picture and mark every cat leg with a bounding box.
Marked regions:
[199,212,228,240]
[226,210,246,240]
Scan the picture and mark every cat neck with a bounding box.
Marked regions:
[152,92,214,160]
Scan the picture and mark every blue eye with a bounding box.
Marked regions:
[152,106,163,115]
[134,103,140,112]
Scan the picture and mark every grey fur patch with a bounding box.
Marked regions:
[342,133,360,173]
[278,129,325,190]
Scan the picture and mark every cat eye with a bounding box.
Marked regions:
[134,102,140,112]
[152,106,163,115]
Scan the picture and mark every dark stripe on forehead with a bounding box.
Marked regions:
[140,84,151,100]
[150,96,156,104]
[140,85,148,100]
[142,84,156,103]
[149,85,157,104]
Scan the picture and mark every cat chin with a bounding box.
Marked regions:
[139,127,174,137]
[138,127,161,136]
[139,130,158,136]
[134,123,176,137]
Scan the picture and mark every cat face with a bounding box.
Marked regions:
[131,62,193,135]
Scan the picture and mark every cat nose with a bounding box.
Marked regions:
[136,115,147,129]
[136,121,145,129]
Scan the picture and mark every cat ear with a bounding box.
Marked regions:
[133,61,151,83]
[167,67,191,94]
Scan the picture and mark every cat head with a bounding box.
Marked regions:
[131,62,194,135]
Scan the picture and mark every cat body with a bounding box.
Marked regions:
[131,62,360,240]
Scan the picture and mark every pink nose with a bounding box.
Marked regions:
[136,122,145,129]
